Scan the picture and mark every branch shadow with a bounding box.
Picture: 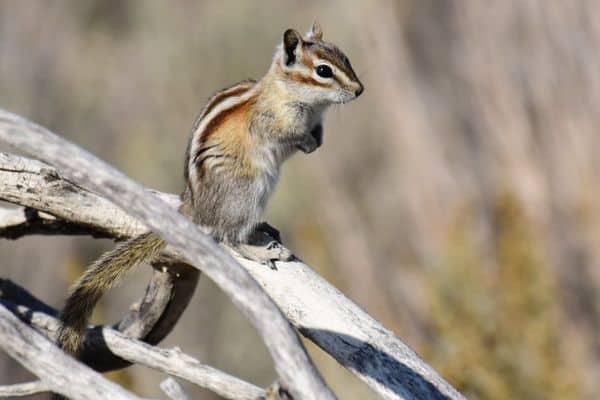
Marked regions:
[303,328,459,400]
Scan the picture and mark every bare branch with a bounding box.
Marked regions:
[93,262,200,372]
[0,150,465,400]
[0,152,179,239]
[111,338,264,400]
[0,109,334,400]
[0,381,49,397]
[0,206,106,239]
[0,152,139,239]
[0,109,466,400]
[0,157,201,373]
[0,303,142,400]
[0,261,200,374]
[2,295,264,400]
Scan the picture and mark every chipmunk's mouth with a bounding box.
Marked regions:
[337,90,359,104]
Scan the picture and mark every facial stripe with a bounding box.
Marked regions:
[300,38,361,89]
[280,56,313,76]
[289,71,331,88]
[311,58,354,87]
[310,44,359,83]
[300,50,315,69]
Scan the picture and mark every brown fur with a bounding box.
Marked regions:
[200,93,256,143]
[195,93,257,179]
[195,80,255,124]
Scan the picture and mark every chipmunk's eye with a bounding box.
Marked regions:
[316,65,333,78]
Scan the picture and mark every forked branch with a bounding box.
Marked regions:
[0,108,465,400]
[0,109,335,400]
[0,291,264,400]
[0,303,142,400]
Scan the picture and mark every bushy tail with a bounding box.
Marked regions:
[57,231,166,357]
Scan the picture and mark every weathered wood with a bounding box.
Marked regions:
[0,152,200,372]
[160,377,189,400]
[106,322,265,400]
[0,303,142,400]
[2,295,265,400]
[0,206,106,239]
[0,381,49,397]
[0,150,466,400]
[0,150,465,400]
[0,152,178,239]
[0,108,466,400]
[81,263,200,372]
[0,259,199,374]
[0,109,336,400]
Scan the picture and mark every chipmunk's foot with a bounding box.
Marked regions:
[231,225,293,270]
[256,221,282,242]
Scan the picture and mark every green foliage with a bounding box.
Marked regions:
[423,194,581,400]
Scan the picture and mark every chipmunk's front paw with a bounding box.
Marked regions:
[310,123,323,147]
[296,131,320,154]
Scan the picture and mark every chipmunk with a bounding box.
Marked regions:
[56,22,363,362]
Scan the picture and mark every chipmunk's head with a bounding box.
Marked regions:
[275,22,363,105]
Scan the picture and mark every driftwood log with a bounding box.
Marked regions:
[0,108,465,400]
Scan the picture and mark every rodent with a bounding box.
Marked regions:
[55,22,363,364]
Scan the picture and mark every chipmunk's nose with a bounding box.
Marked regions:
[355,83,364,97]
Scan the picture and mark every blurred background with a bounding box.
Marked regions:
[1,1,600,399]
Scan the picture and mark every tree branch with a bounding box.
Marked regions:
[0,109,335,400]
[0,206,105,239]
[0,381,49,397]
[0,151,201,371]
[0,108,466,400]
[160,377,189,400]
[1,294,265,400]
[0,303,142,400]
[0,262,199,375]
[0,152,179,239]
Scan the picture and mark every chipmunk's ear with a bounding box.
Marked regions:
[283,29,302,65]
[307,21,323,40]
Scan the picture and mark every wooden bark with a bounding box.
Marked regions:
[0,381,49,397]
[160,377,190,400]
[0,303,142,400]
[0,108,465,400]
[0,241,198,374]
[0,108,335,400]
[1,293,265,400]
